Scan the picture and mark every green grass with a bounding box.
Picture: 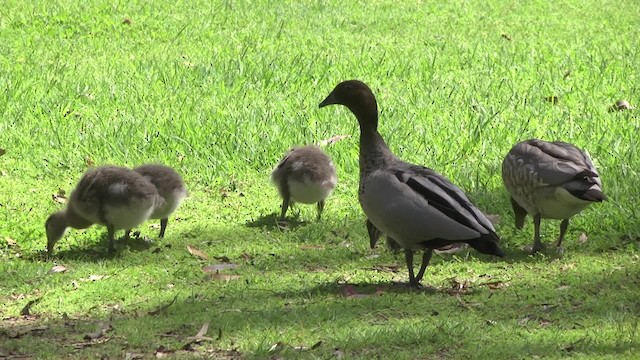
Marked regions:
[1,0,639,358]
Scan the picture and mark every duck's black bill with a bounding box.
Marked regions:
[318,93,336,108]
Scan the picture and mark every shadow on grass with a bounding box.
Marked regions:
[21,235,157,262]
[2,259,638,359]
[244,213,308,231]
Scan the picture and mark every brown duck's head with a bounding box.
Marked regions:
[319,80,379,129]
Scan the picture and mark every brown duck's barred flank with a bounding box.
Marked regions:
[502,139,606,254]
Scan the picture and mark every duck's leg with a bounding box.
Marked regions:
[107,225,116,253]
[279,196,290,221]
[510,197,527,229]
[316,200,325,220]
[530,214,544,254]
[414,249,434,283]
[404,250,420,287]
[555,219,569,252]
[366,219,382,249]
[159,218,168,238]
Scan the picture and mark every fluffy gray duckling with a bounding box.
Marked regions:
[125,164,187,239]
[45,165,164,254]
[271,145,338,221]
[319,80,504,287]
[502,139,606,254]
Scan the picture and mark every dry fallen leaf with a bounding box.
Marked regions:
[85,156,95,167]
[370,264,402,273]
[5,325,49,339]
[80,275,107,282]
[563,70,572,79]
[187,245,208,260]
[52,192,67,204]
[202,264,238,273]
[294,340,323,351]
[0,148,5,156]
[341,285,384,298]
[518,316,531,326]
[49,265,68,274]
[318,134,351,147]
[445,278,473,295]
[483,281,510,290]
[269,342,284,353]
[155,345,174,358]
[501,33,512,41]
[84,322,113,340]
[577,233,588,244]
[73,337,110,349]
[300,244,324,250]
[125,352,144,360]
[560,263,576,271]
[213,255,231,262]
[122,18,132,25]
[609,99,634,112]
[5,236,17,246]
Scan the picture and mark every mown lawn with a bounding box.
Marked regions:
[0,0,639,358]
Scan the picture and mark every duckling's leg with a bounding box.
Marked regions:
[414,249,434,284]
[404,250,420,287]
[107,225,116,253]
[279,196,290,221]
[510,197,527,229]
[316,200,325,220]
[555,219,570,249]
[530,214,545,254]
[159,218,168,238]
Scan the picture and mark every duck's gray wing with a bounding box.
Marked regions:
[360,166,501,254]
[515,140,599,185]
[399,164,499,237]
[511,140,606,201]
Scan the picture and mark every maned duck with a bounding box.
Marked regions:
[319,80,504,287]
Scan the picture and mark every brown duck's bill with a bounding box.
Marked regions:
[318,93,337,108]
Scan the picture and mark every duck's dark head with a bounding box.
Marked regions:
[319,80,379,130]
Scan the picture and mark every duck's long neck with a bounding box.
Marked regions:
[352,106,395,179]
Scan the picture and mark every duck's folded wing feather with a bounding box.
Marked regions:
[514,140,598,186]
[400,166,497,234]
[361,169,492,245]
